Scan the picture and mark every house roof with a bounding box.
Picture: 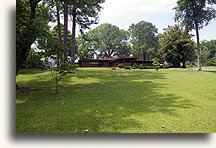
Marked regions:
[79,57,139,62]
[133,60,153,62]
[78,59,101,62]
[100,58,118,61]
[111,57,138,62]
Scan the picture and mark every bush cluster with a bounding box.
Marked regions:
[132,63,138,69]
[124,66,131,69]
[117,64,125,68]
[117,64,131,69]
[139,64,144,69]
[163,65,170,68]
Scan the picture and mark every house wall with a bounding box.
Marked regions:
[101,61,111,67]
[111,59,135,67]
[80,61,101,67]
[133,61,153,66]
[79,58,152,67]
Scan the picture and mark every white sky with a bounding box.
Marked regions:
[89,0,216,41]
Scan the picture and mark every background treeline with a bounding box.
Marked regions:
[17,0,216,71]
[27,21,216,68]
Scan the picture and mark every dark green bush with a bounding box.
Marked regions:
[124,66,131,69]
[144,66,155,69]
[163,65,170,68]
[209,56,216,66]
[151,58,161,62]
[132,63,138,69]
[153,60,160,71]
[117,64,124,68]
[72,64,80,68]
[25,50,44,69]
[139,64,144,69]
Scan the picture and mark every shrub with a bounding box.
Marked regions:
[151,58,161,62]
[51,62,76,94]
[72,64,80,68]
[144,66,155,69]
[210,56,216,66]
[117,64,124,68]
[25,50,44,69]
[152,60,160,71]
[139,64,144,69]
[163,64,170,68]
[132,63,138,69]
[124,66,131,69]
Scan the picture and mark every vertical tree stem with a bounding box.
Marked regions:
[195,23,202,71]
[71,6,76,64]
[56,79,58,94]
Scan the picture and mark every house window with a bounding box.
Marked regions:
[89,62,99,65]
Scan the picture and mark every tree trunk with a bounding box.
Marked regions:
[71,6,76,64]
[63,2,68,62]
[55,79,58,94]
[56,1,61,65]
[195,23,202,71]
[141,48,144,60]
[16,0,41,89]
[206,56,208,66]
[145,51,148,61]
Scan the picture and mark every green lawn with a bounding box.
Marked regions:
[16,68,216,133]
[201,66,216,69]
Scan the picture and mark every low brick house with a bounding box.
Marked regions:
[78,57,153,67]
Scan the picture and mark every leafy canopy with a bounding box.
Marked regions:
[174,0,216,30]
[128,21,158,60]
[77,23,131,58]
[160,25,196,67]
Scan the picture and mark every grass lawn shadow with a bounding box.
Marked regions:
[16,68,202,133]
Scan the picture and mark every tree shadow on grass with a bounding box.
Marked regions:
[16,69,197,133]
[203,70,216,73]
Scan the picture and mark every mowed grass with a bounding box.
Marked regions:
[16,68,216,133]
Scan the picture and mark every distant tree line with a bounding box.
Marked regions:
[17,0,216,76]
[76,22,216,68]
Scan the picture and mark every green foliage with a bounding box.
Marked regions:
[57,62,76,74]
[200,45,211,66]
[117,64,125,69]
[129,21,159,60]
[200,40,216,66]
[25,48,44,69]
[152,60,160,71]
[68,0,105,32]
[72,64,80,68]
[143,66,155,69]
[77,23,131,58]
[160,25,196,68]
[163,65,170,69]
[174,0,216,70]
[37,24,72,63]
[16,0,53,74]
[76,30,97,59]
[151,58,161,62]
[152,60,160,66]
[210,54,216,66]
[174,0,216,30]
[132,63,138,69]
[138,64,144,69]
[51,62,76,94]
[124,66,131,69]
